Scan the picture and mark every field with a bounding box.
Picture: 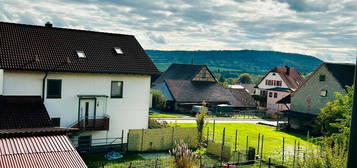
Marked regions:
[149,112,182,118]
[173,123,315,166]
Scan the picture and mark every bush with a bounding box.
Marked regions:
[148,118,168,129]
[170,141,199,168]
[152,89,166,110]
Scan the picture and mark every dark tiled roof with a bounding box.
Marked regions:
[0,127,78,138]
[154,64,206,83]
[228,88,256,108]
[0,22,159,75]
[324,62,355,88]
[165,79,233,103]
[0,96,52,129]
[239,84,256,94]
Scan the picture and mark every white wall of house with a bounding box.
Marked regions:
[256,72,288,95]
[3,70,151,141]
[0,69,3,95]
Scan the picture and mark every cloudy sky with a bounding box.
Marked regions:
[0,0,356,62]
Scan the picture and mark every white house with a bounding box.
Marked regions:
[0,22,160,147]
[254,66,304,108]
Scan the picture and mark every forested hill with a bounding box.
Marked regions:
[145,50,323,78]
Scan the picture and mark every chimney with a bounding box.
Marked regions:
[45,21,53,27]
[285,66,290,75]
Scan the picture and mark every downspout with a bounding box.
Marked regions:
[42,71,48,102]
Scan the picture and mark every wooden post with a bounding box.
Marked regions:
[234,129,238,152]
[212,120,216,141]
[282,137,285,166]
[121,130,124,152]
[261,135,264,158]
[246,136,249,155]
[141,129,145,152]
[207,127,210,141]
[257,133,261,154]
[221,128,226,163]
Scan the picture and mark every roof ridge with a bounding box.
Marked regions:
[0,21,134,37]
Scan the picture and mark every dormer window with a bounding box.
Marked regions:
[77,51,86,58]
[114,47,123,54]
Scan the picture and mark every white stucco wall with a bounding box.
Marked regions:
[3,70,151,141]
[256,72,288,95]
[0,69,3,95]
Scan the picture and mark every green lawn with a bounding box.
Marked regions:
[173,123,315,166]
[149,112,182,118]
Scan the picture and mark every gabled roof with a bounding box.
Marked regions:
[164,79,232,103]
[154,64,209,83]
[256,66,304,90]
[324,62,354,88]
[228,88,256,108]
[277,94,291,104]
[0,22,159,75]
[0,96,52,129]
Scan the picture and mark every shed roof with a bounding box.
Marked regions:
[324,62,355,88]
[0,96,52,129]
[228,88,256,107]
[0,135,87,168]
[0,21,159,75]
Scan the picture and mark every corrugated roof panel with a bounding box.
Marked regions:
[0,135,87,168]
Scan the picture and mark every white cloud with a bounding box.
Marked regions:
[0,0,356,62]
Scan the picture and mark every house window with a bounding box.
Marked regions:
[51,118,61,127]
[274,93,278,98]
[320,90,328,97]
[319,75,326,81]
[114,47,124,54]
[269,92,273,97]
[47,79,62,98]
[111,81,123,98]
[76,51,86,58]
[277,81,282,86]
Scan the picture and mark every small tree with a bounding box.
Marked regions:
[196,101,207,148]
[151,89,166,110]
[317,86,352,137]
[170,141,198,168]
[238,73,253,84]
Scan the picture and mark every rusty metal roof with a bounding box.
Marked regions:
[0,135,87,168]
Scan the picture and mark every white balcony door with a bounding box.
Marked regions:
[80,99,95,126]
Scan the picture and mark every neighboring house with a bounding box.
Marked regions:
[0,22,159,147]
[228,84,256,95]
[254,66,304,108]
[0,96,86,168]
[287,62,354,131]
[266,88,292,115]
[152,64,251,112]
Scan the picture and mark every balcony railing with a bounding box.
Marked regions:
[72,115,110,131]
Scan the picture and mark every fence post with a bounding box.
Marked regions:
[297,141,300,164]
[207,127,209,141]
[268,157,271,168]
[127,131,130,152]
[282,137,285,166]
[212,120,216,141]
[141,128,145,152]
[246,136,249,155]
[171,127,175,148]
[234,129,238,152]
[221,127,226,163]
[257,133,261,154]
[293,139,297,167]
[261,135,264,159]
[121,130,124,152]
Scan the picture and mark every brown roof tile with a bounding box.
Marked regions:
[0,22,159,75]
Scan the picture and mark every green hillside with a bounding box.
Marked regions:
[145,50,323,78]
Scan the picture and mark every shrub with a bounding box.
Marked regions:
[148,118,168,129]
[170,141,199,168]
[151,89,166,110]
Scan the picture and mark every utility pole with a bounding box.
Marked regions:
[347,53,357,168]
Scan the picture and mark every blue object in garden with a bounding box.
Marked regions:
[105,151,123,160]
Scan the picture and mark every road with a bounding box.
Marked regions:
[153,117,282,126]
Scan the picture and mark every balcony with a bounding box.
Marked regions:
[72,115,110,131]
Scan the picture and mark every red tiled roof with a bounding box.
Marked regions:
[0,21,159,75]
[0,135,87,168]
[256,66,304,90]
